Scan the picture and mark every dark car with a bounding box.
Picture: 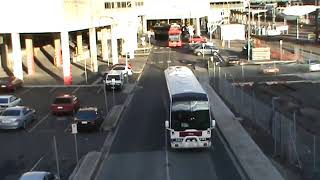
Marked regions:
[0,76,23,92]
[51,94,80,115]
[74,107,103,131]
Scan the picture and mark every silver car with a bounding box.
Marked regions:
[0,106,36,129]
[19,171,59,180]
[193,44,219,56]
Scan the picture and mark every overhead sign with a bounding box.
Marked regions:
[252,48,271,61]
[220,24,245,41]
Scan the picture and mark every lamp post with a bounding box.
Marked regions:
[247,0,251,62]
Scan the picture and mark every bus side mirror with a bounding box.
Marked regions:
[211,120,216,129]
[165,120,169,129]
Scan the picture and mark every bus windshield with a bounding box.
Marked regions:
[169,35,180,41]
[171,101,210,131]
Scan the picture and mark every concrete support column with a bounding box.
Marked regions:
[196,17,201,36]
[76,32,83,62]
[25,36,35,75]
[101,28,109,63]
[0,35,3,69]
[142,16,147,33]
[11,33,23,80]
[54,37,62,67]
[61,31,72,85]
[129,23,137,59]
[89,28,98,72]
[111,27,119,65]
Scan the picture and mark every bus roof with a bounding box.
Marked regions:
[164,66,208,101]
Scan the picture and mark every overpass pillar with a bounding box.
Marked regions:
[101,28,109,64]
[25,35,35,75]
[61,31,72,85]
[89,28,98,72]
[129,22,137,59]
[11,33,23,80]
[142,16,147,33]
[54,36,62,67]
[111,28,119,65]
[76,32,83,62]
[196,17,201,36]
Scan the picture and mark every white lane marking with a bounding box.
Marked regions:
[19,88,32,96]
[165,125,171,180]
[30,155,45,171]
[97,86,102,94]
[93,77,103,85]
[72,87,80,94]
[28,113,50,133]
[137,52,150,83]
[49,87,57,93]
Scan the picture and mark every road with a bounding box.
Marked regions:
[0,80,133,179]
[95,46,241,180]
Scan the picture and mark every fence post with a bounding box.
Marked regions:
[314,135,316,172]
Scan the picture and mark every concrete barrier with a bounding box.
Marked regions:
[100,105,124,131]
[70,151,101,180]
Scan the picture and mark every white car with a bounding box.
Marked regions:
[309,60,320,72]
[104,70,124,90]
[0,95,22,112]
[111,64,133,77]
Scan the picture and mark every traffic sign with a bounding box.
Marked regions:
[71,123,77,134]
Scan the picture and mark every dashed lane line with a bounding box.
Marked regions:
[92,77,103,85]
[18,88,33,96]
[28,113,50,133]
[72,87,80,94]
[30,155,45,171]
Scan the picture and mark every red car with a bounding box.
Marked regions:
[51,94,80,115]
[0,76,23,92]
[189,35,207,43]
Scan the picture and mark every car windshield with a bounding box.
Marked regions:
[309,60,320,64]
[107,75,120,80]
[75,110,97,121]
[0,98,8,104]
[2,109,20,116]
[113,66,125,70]
[171,101,210,131]
[54,97,72,104]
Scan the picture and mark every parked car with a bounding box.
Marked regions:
[193,44,219,56]
[0,76,23,92]
[308,59,320,72]
[189,35,207,43]
[260,64,279,74]
[51,94,80,115]
[0,95,22,112]
[0,106,36,129]
[104,70,125,90]
[111,64,133,77]
[74,107,103,131]
[19,171,59,180]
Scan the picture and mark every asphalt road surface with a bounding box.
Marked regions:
[95,46,241,180]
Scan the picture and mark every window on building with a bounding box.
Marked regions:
[126,1,131,7]
[111,2,115,8]
[117,2,121,8]
[105,2,112,9]
[121,2,126,8]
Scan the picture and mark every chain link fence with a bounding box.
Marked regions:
[209,65,320,179]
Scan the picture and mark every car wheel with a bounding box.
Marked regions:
[196,52,201,56]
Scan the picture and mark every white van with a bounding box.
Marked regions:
[104,70,124,90]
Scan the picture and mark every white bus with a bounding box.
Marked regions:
[164,66,215,148]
